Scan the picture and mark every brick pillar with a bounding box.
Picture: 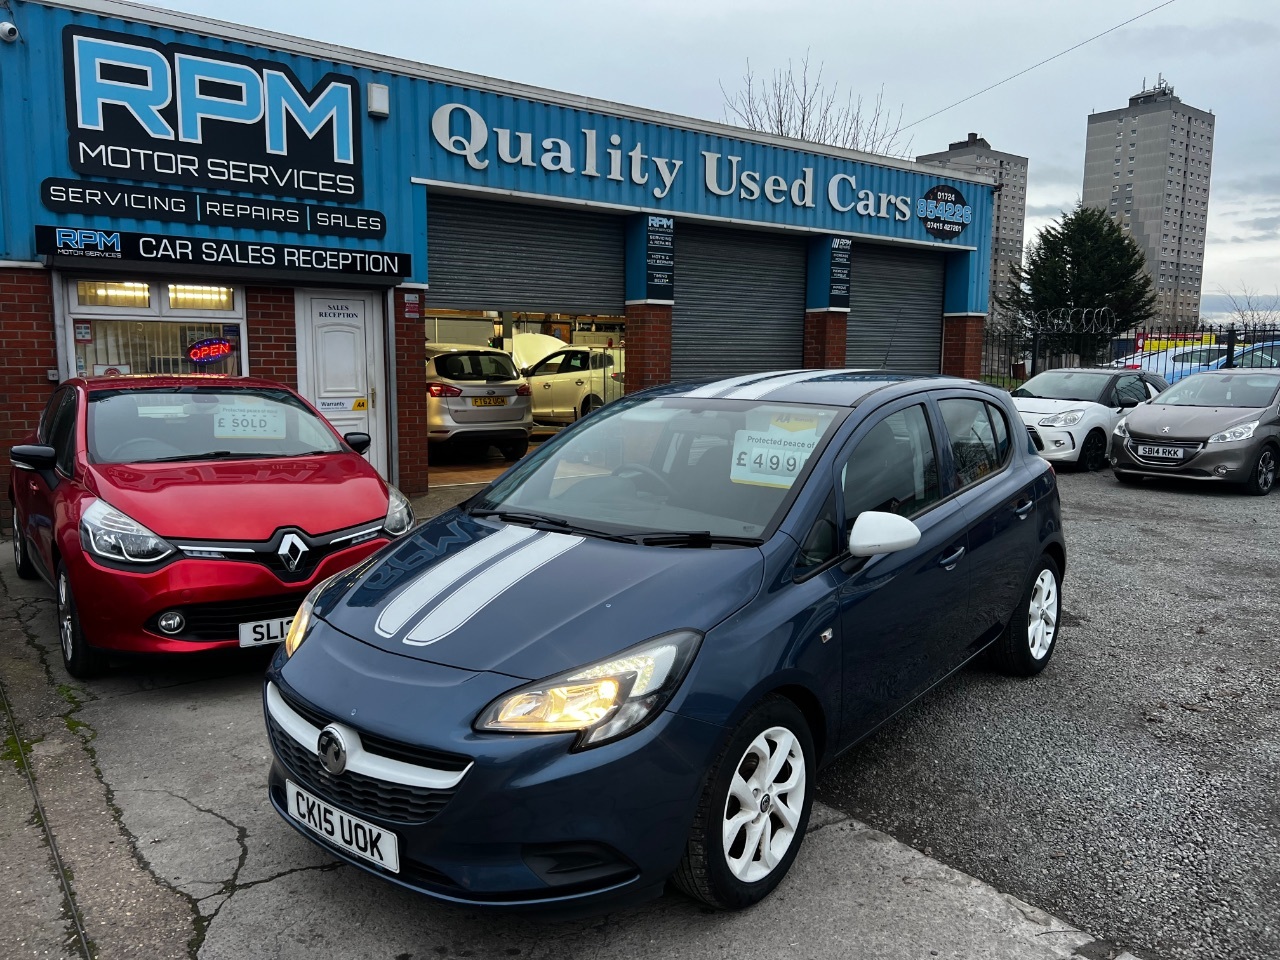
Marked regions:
[245,287,297,386]
[0,268,57,533]
[393,289,428,494]
[803,310,848,368]
[623,303,672,392]
[941,314,986,380]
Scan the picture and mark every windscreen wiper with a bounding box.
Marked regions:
[470,509,636,543]
[622,531,764,548]
[137,451,243,463]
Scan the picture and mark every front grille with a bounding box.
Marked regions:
[148,593,304,641]
[268,717,457,823]
[1026,425,1044,451]
[276,687,471,773]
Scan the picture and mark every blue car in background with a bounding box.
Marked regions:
[263,370,1066,912]
[1206,342,1280,374]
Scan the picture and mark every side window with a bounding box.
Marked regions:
[47,390,78,477]
[986,402,1011,462]
[1115,375,1147,405]
[561,352,589,374]
[939,398,1000,489]
[840,404,941,527]
[529,353,566,377]
[37,389,66,444]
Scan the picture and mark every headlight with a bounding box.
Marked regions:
[1208,421,1258,444]
[1039,409,1085,427]
[79,499,174,563]
[383,486,415,537]
[283,574,337,658]
[1114,417,1129,437]
[475,630,702,748]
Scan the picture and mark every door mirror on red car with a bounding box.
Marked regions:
[9,444,57,472]
[343,432,372,455]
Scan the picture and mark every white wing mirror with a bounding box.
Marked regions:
[848,511,922,557]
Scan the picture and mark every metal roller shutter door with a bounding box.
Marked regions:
[845,245,946,373]
[426,194,625,314]
[671,224,806,381]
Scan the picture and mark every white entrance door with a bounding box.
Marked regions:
[296,291,388,476]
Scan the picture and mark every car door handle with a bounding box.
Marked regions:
[542,383,552,389]
[575,379,584,385]
[938,546,966,570]
[1014,499,1034,519]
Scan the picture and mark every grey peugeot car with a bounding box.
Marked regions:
[1110,369,1280,495]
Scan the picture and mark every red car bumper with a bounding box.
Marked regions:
[65,539,390,654]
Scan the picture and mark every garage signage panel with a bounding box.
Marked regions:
[63,27,363,202]
[35,226,411,279]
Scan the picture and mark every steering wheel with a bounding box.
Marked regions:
[612,462,673,497]
[107,437,185,462]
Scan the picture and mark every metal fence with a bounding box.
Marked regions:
[981,322,1280,387]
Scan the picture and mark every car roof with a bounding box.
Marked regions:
[73,374,291,392]
[1034,367,1128,375]
[425,342,509,355]
[660,369,986,408]
[1195,366,1280,376]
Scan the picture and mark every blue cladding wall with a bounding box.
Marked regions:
[2,0,991,308]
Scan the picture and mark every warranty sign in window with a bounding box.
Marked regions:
[730,409,834,488]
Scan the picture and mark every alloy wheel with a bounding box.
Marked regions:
[1027,568,1059,660]
[58,571,74,663]
[1258,449,1276,493]
[721,725,806,883]
[10,523,20,568]
[1081,431,1108,471]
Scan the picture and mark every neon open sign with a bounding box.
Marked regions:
[187,337,233,363]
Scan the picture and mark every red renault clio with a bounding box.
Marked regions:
[8,376,414,678]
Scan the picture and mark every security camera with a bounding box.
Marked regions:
[0,22,19,42]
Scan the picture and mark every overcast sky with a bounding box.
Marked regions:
[151,0,1279,317]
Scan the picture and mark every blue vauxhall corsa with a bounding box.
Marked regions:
[264,370,1066,911]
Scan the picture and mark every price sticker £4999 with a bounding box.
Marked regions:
[729,411,830,489]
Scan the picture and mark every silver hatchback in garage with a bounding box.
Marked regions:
[425,344,533,460]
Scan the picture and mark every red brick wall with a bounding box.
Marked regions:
[245,287,297,386]
[1,268,57,531]
[803,310,849,368]
[941,314,986,380]
[394,290,428,494]
[623,303,672,392]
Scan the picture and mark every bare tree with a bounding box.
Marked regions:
[1219,284,1280,326]
[720,51,912,157]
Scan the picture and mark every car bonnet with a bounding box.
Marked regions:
[320,511,765,679]
[1126,403,1269,441]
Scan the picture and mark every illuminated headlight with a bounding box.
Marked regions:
[79,499,174,564]
[475,630,702,748]
[1208,421,1258,444]
[1039,409,1085,427]
[383,486,415,537]
[283,574,336,658]
[1114,417,1130,438]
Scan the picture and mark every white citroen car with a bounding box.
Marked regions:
[1010,368,1168,471]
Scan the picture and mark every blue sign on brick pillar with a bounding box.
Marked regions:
[625,214,675,303]
[806,236,853,312]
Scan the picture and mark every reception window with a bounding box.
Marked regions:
[68,280,246,377]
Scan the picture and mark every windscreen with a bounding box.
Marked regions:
[473,397,844,539]
[1154,374,1280,409]
[1012,371,1111,403]
[88,387,344,464]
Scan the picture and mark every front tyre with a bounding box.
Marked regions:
[1078,429,1109,472]
[1244,444,1277,496]
[989,554,1062,677]
[674,696,814,909]
[57,562,106,680]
